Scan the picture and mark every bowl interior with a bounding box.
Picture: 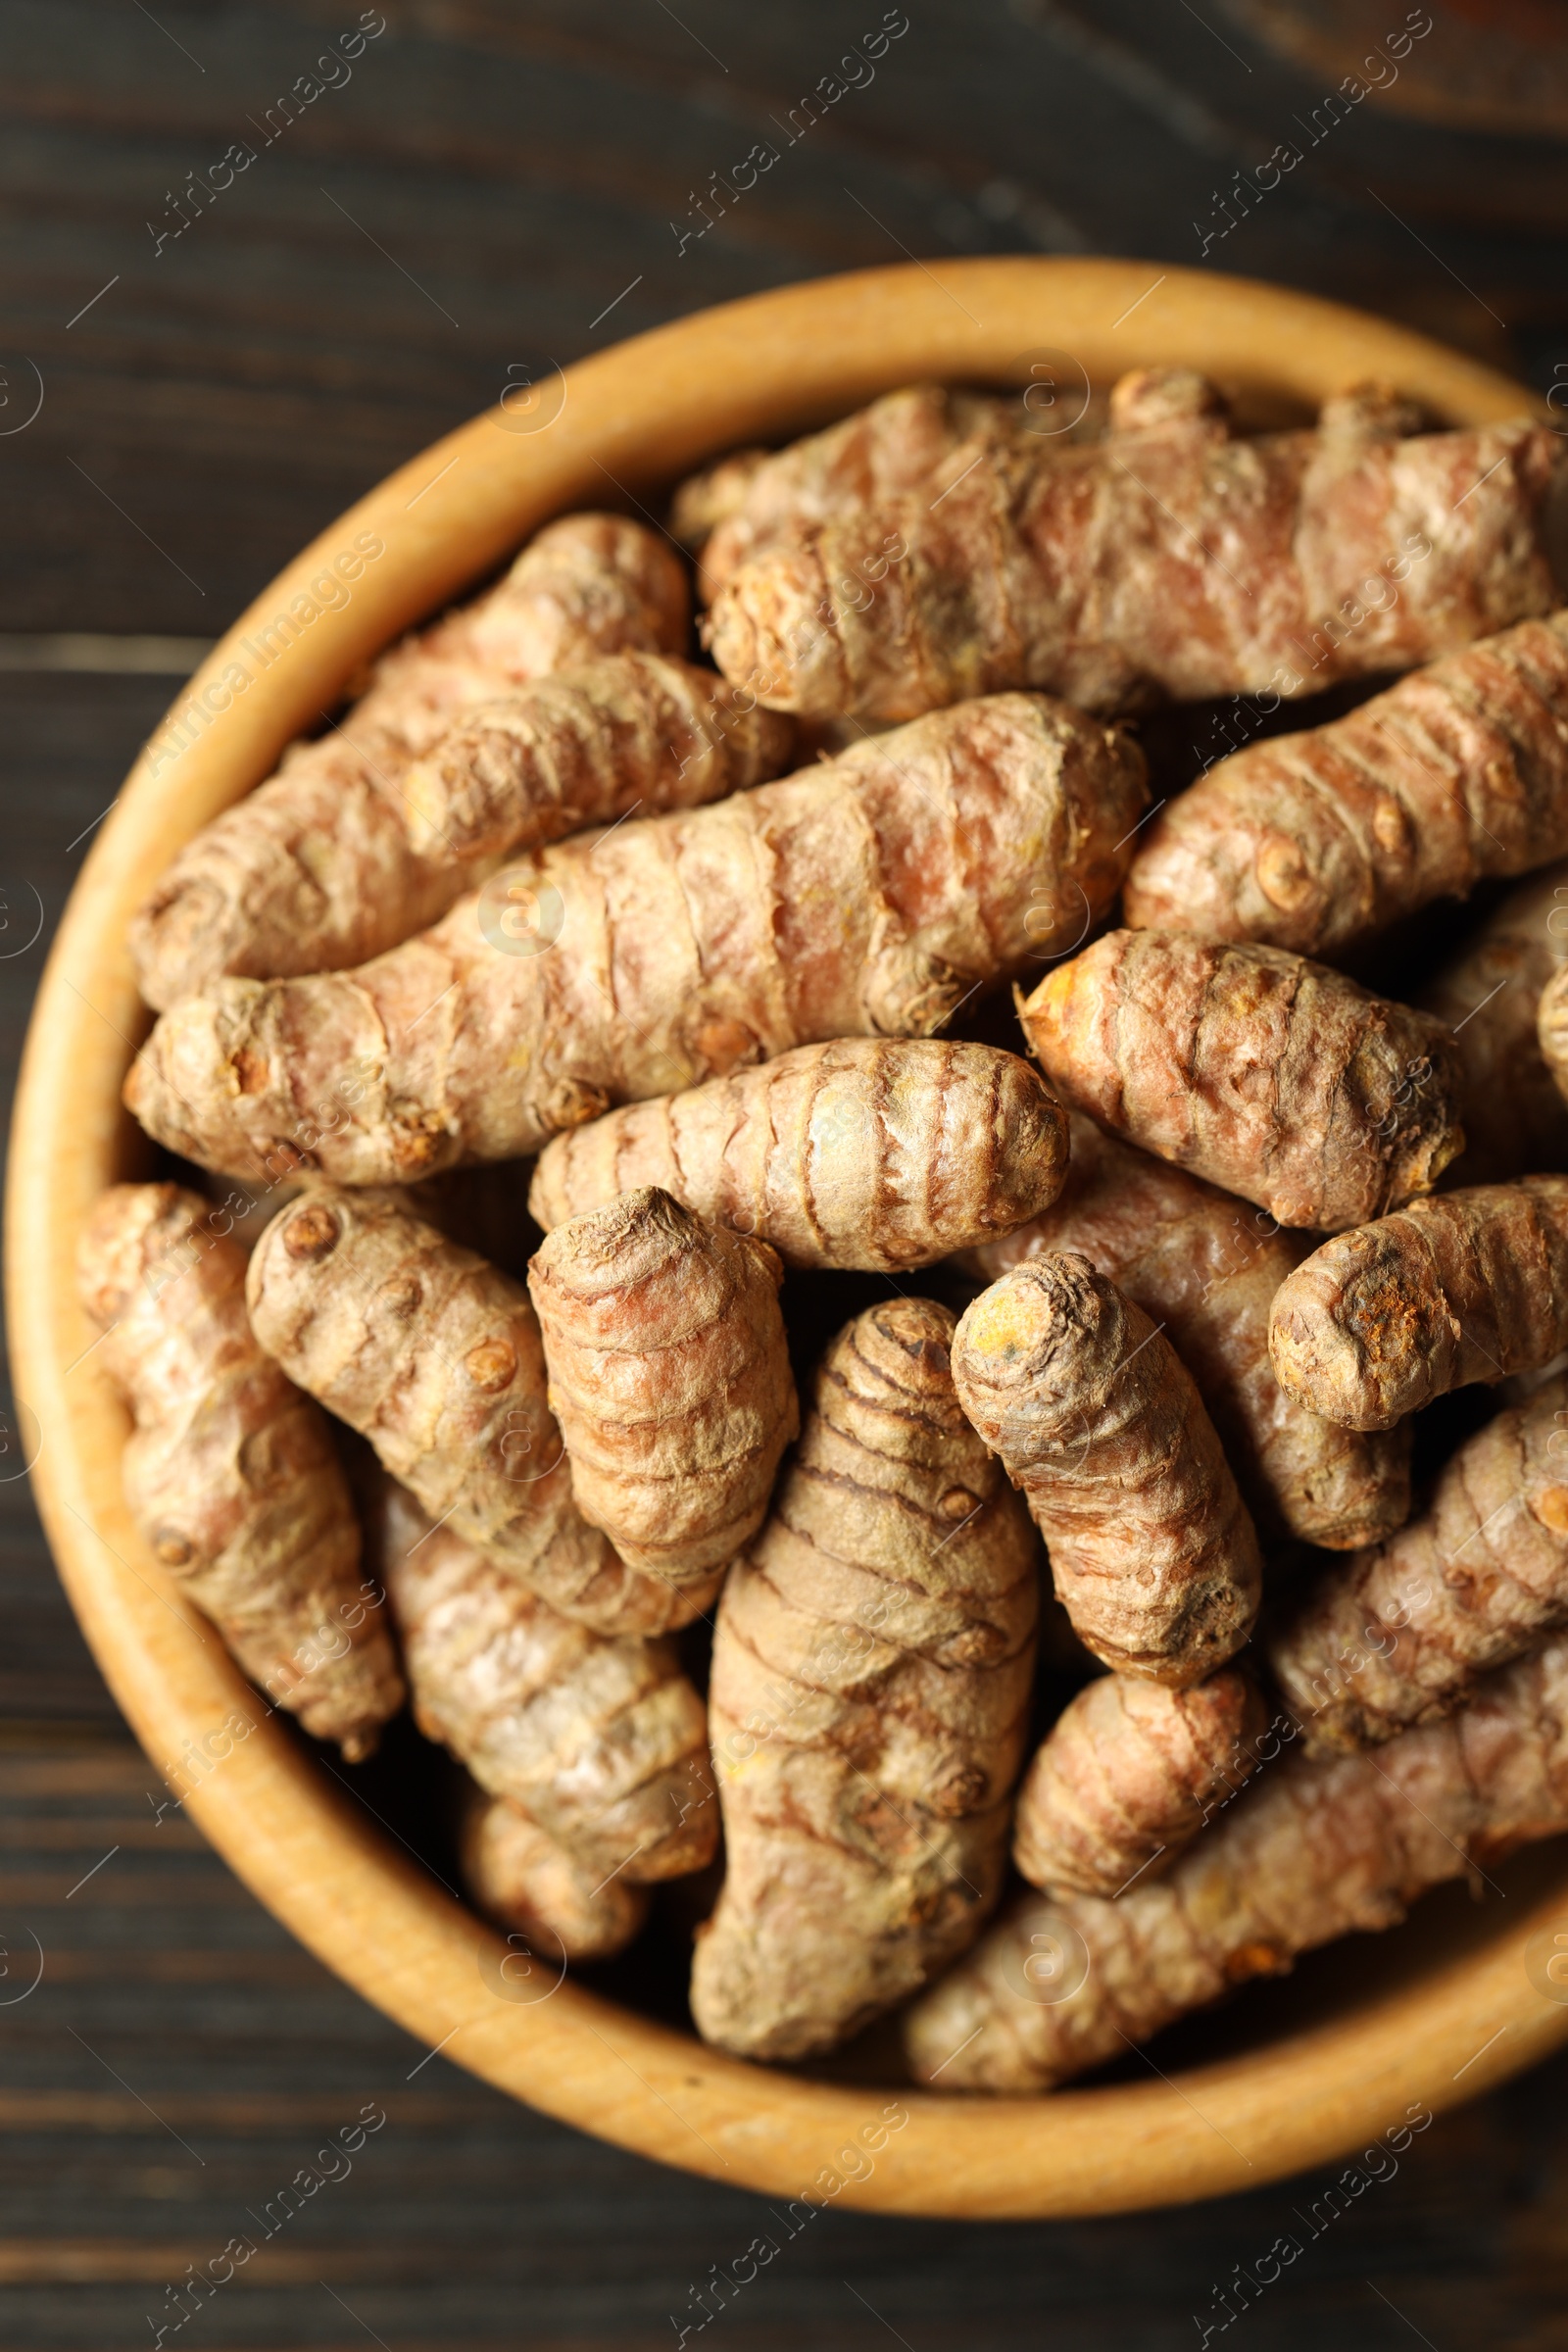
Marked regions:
[11,257,1568,2221]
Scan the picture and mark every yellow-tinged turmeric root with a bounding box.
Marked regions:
[460,1790,650,1962]
[528,1189,796,1588]
[690,1298,1039,2060]
[953,1253,1261,1684]
[371,1481,714,1880]
[1268,1374,1568,1750]
[77,1185,404,1759]
[244,1186,701,1634]
[905,1633,1568,2091]
[1123,614,1568,956]
[681,384,1022,599]
[708,385,1563,720]
[124,693,1148,1184]
[529,1040,1068,1271]
[129,516,694,1008]
[1417,862,1568,1184]
[1020,930,1465,1233]
[1268,1178,1568,1431]
[961,1112,1410,1550]
[1012,1667,1268,1898]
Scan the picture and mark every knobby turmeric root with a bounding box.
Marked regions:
[904,1633,1568,2091]
[124,693,1148,1184]
[708,379,1563,720]
[960,1112,1410,1549]
[690,1298,1039,2060]
[952,1253,1262,1684]
[77,1184,404,1758]
[130,515,694,1007]
[1417,861,1568,1184]
[1123,613,1568,957]
[679,383,1023,600]
[460,1789,650,1962]
[1012,1666,1268,1898]
[529,1040,1069,1272]
[1268,1178,1568,1430]
[1020,930,1465,1232]
[371,1481,715,1880]
[245,1186,700,1633]
[527,1189,797,1589]
[1268,1375,1568,1750]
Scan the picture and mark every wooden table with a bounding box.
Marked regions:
[4,5,1568,2344]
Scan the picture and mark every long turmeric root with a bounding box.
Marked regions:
[904,1633,1568,2091]
[528,1190,797,1589]
[690,1298,1038,2060]
[371,1481,714,1880]
[960,1112,1410,1549]
[952,1253,1262,1684]
[129,515,695,1006]
[1123,614,1568,956]
[1417,862,1568,1184]
[77,1185,404,1758]
[1020,930,1465,1232]
[124,694,1148,1184]
[708,383,1563,720]
[1268,1374,1568,1750]
[244,1187,703,1633]
[678,383,1023,599]
[1012,1667,1268,1898]
[1268,1178,1568,1430]
[460,1790,650,1962]
[529,1040,1069,1272]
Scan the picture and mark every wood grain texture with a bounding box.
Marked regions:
[6,3,1568,2336]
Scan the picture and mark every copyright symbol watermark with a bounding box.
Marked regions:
[476,1926,567,2006]
[490,359,567,437]
[1010,347,1092,440]
[0,359,44,436]
[1526,1921,1568,2004]
[1001,1908,1091,2006]
[477,868,566,958]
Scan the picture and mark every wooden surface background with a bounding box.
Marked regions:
[5,4,1568,2345]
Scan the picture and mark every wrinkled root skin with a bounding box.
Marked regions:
[77,1184,404,1757]
[905,1636,1568,2091]
[953,1252,1262,1686]
[691,1297,1039,2060]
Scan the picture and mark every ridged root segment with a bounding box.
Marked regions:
[707,389,1561,721]
[690,1296,1039,2061]
[244,1186,697,1634]
[123,692,1147,1184]
[1267,1177,1568,1432]
[962,1111,1410,1550]
[529,1038,1068,1271]
[1417,860,1568,1184]
[129,514,692,1006]
[527,1188,797,1586]
[1012,1668,1269,1898]
[905,1636,1568,2092]
[1267,1374,1568,1752]
[372,1482,714,1883]
[1020,928,1465,1232]
[1123,612,1568,958]
[75,1184,404,1757]
[952,1252,1261,1685]
[459,1791,650,1963]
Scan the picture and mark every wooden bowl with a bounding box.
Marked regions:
[11,257,1568,2220]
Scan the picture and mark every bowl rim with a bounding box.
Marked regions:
[10,254,1568,2222]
